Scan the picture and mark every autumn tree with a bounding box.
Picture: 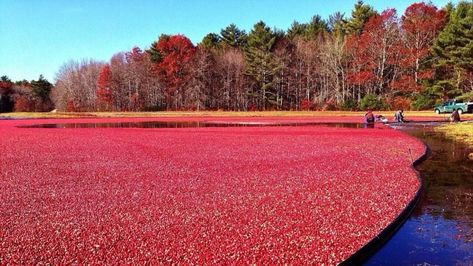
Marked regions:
[96,64,113,111]
[272,37,296,109]
[151,34,196,110]
[347,9,401,98]
[48,2,463,112]
[393,3,446,95]
[183,47,220,110]
[13,84,35,112]
[0,75,14,112]
[215,47,246,110]
[53,60,103,111]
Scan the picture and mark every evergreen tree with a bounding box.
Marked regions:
[287,16,328,40]
[431,1,473,98]
[31,75,52,102]
[329,12,347,38]
[245,21,281,109]
[287,21,308,39]
[306,15,329,38]
[147,34,170,63]
[201,33,221,49]
[220,24,248,48]
[345,1,377,35]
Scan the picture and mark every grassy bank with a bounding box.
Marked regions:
[435,122,473,147]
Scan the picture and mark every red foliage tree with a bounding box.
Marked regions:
[0,77,13,96]
[126,47,145,64]
[14,95,35,112]
[66,100,76,112]
[96,64,113,111]
[152,35,196,109]
[392,3,446,92]
[0,76,14,112]
[347,9,400,95]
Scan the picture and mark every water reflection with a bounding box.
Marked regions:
[365,123,473,265]
[19,121,367,129]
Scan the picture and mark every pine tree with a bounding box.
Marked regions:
[287,21,308,39]
[345,1,377,35]
[431,1,473,98]
[329,12,347,39]
[201,33,221,49]
[306,15,329,38]
[287,16,328,40]
[146,34,170,63]
[220,24,248,48]
[245,21,281,109]
[31,75,52,101]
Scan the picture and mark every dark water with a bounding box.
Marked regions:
[365,123,473,265]
[18,121,367,129]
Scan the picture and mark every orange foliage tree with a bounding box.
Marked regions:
[96,64,113,111]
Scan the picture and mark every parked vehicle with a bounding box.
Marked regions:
[434,100,473,114]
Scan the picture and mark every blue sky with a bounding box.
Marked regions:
[0,0,455,82]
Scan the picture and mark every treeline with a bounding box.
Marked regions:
[1,1,473,113]
[0,75,53,112]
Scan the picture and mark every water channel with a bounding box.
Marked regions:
[365,123,473,265]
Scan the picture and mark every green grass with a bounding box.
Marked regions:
[435,122,473,147]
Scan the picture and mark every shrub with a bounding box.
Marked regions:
[411,93,437,110]
[360,94,388,110]
[300,99,312,111]
[14,95,35,112]
[341,99,359,111]
[389,96,411,111]
[321,98,338,111]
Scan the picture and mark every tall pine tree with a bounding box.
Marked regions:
[431,1,473,99]
[201,33,221,49]
[245,21,281,110]
[345,1,377,35]
[220,24,248,48]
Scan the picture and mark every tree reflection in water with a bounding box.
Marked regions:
[366,123,473,265]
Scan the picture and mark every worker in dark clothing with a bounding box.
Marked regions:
[364,109,375,124]
[450,109,461,122]
[394,110,405,123]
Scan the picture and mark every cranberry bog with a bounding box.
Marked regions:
[0,117,426,264]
